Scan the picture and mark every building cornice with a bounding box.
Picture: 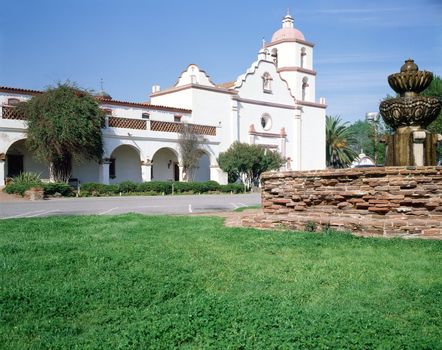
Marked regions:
[0,86,41,96]
[277,67,317,76]
[0,85,191,114]
[150,83,238,98]
[249,130,281,138]
[102,132,220,145]
[96,98,191,114]
[265,38,315,48]
[296,100,327,109]
[232,96,301,110]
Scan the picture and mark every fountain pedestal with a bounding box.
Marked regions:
[380,59,441,166]
[385,127,440,166]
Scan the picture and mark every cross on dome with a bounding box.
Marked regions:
[271,10,305,42]
[282,11,294,28]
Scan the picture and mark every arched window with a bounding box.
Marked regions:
[7,98,20,106]
[302,77,309,101]
[300,47,306,68]
[262,72,273,93]
[260,114,272,130]
[271,48,278,67]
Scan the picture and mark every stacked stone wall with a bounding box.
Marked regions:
[242,167,442,238]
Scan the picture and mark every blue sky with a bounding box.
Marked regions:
[1,0,441,123]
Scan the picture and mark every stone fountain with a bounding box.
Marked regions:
[241,59,442,238]
[379,59,442,166]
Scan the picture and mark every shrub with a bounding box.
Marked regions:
[3,172,43,196]
[219,183,245,193]
[12,171,41,183]
[118,181,138,193]
[78,180,247,196]
[173,181,193,193]
[4,182,39,196]
[137,181,173,194]
[304,221,318,232]
[80,183,118,196]
[42,183,72,196]
[207,180,222,191]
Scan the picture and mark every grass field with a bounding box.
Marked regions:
[1,214,441,349]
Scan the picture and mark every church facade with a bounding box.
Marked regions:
[0,13,326,187]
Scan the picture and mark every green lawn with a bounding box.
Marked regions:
[1,214,441,349]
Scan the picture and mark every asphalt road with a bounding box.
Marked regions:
[0,193,261,219]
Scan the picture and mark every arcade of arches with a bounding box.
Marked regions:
[1,140,212,185]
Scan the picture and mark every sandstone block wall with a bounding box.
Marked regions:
[243,167,442,238]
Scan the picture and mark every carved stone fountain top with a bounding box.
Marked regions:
[380,59,441,129]
[388,59,433,97]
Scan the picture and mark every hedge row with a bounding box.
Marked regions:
[80,180,245,196]
[4,182,72,197]
[4,180,245,197]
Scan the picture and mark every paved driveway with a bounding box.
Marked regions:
[0,193,261,219]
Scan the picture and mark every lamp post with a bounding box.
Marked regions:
[366,112,380,165]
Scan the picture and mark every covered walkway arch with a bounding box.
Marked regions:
[108,144,142,184]
[152,147,179,181]
[4,138,48,181]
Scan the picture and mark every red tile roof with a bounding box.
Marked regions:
[0,86,191,114]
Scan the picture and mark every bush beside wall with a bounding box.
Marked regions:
[79,180,245,197]
[4,182,72,197]
[4,177,245,198]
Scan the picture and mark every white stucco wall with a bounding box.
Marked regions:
[71,159,100,183]
[109,145,142,184]
[300,105,326,170]
[152,148,178,181]
[150,89,194,111]
[194,153,210,182]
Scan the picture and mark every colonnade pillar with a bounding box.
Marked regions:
[99,159,111,185]
[141,160,152,182]
[0,153,5,187]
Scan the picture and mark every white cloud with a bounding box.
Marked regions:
[318,8,403,15]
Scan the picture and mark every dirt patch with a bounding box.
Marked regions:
[0,190,26,202]
[191,208,262,228]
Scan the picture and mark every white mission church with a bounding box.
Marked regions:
[0,13,326,187]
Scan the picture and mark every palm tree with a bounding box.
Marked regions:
[326,115,358,168]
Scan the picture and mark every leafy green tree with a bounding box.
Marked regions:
[18,83,103,183]
[423,75,442,135]
[326,115,358,168]
[218,142,284,190]
[348,118,387,165]
[423,75,442,161]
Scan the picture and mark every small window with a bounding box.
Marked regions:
[174,115,182,122]
[271,48,278,67]
[300,47,307,68]
[261,114,272,131]
[109,159,116,179]
[302,77,309,101]
[142,112,150,119]
[262,72,272,93]
[7,98,20,106]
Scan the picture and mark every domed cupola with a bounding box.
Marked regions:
[95,90,113,100]
[271,12,305,42]
[95,79,112,100]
